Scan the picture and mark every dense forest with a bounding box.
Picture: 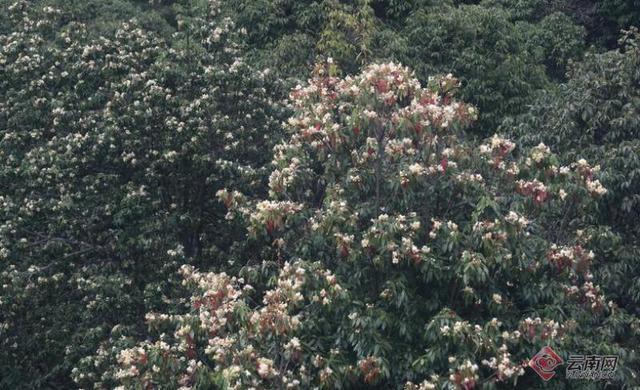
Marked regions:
[1,0,640,388]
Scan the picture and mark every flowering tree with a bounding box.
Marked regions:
[0,1,284,387]
[101,61,638,389]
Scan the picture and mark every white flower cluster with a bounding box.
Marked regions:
[448,359,479,388]
[572,159,607,196]
[516,179,549,203]
[473,219,508,243]
[504,211,529,230]
[246,200,304,235]
[481,344,526,381]
[361,213,430,265]
[429,218,458,239]
[527,142,551,165]
[564,280,607,312]
[479,135,516,157]
[547,244,595,273]
[520,317,566,341]
[109,259,345,389]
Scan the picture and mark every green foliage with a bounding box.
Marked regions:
[0,0,174,36]
[518,28,640,146]
[533,12,586,77]
[400,4,585,134]
[484,0,640,46]
[220,0,323,77]
[0,1,284,387]
[594,0,640,45]
[316,0,376,72]
[505,29,640,354]
[226,0,379,77]
[219,0,590,135]
[1,0,639,388]
[507,29,640,235]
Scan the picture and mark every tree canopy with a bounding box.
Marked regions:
[1,0,639,388]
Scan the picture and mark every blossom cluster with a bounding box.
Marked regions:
[480,345,526,382]
[572,159,607,197]
[479,134,516,168]
[108,260,345,389]
[564,280,608,313]
[520,317,569,342]
[267,60,478,208]
[479,137,608,204]
[547,244,595,274]
[361,213,429,265]
[247,200,304,235]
